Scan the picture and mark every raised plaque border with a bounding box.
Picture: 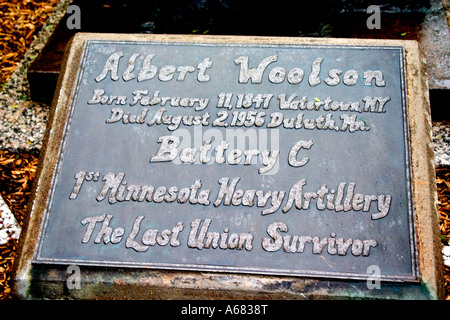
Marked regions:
[31,39,418,283]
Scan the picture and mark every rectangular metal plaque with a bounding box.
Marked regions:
[33,39,418,282]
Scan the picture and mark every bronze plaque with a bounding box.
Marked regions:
[33,39,418,282]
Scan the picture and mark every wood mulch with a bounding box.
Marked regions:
[0,0,59,89]
[0,150,38,299]
[437,167,450,299]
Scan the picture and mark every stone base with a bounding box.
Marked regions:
[13,34,444,300]
[14,265,438,300]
